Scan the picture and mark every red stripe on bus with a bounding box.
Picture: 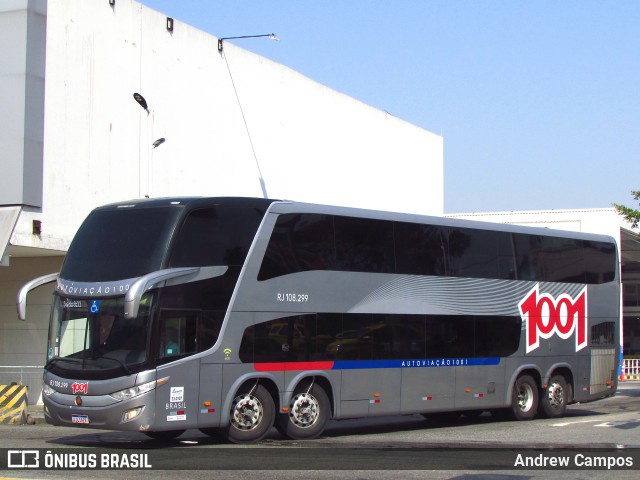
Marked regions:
[253,361,334,372]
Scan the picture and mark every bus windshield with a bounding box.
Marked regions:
[60,205,183,282]
[47,294,154,376]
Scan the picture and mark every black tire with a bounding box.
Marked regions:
[539,375,568,418]
[144,429,185,441]
[511,375,539,421]
[224,384,275,444]
[276,383,331,440]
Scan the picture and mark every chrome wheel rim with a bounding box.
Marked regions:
[546,382,564,409]
[230,394,263,431]
[517,383,534,412]
[289,393,320,428]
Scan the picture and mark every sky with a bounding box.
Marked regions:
[138,0,639,214]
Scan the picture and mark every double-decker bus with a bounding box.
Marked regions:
[18,197,620,443]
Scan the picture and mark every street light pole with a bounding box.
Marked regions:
[217,33,279,53]
[133,93,165,198]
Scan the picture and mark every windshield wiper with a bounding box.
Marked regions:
[96,356,133,375]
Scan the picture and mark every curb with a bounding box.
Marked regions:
[26,405,45,425]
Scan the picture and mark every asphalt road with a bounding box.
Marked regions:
[1,382,639,479]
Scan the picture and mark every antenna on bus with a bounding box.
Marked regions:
[218,34,279,199]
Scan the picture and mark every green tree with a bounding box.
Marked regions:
[614,190,640,228]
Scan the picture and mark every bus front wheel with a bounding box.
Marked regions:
[224,384,275,444]
[511,375,538,421]
[276,383,330,440]
[539,375,568,418]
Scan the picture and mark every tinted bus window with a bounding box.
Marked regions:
[315,313,343,360]
[512,234,544,281]
[334,216,394,273]
[61,207,182,282]
[475,316,522,357]
[170,207,265,267]
[241,313,521,363]
[447,228,514,280]
[258,212,616,284]
[157,310,223,364]
[583,240,616,284]
[394,223,448,276]
[258,214,335,280]
[512,234,616,284]
[539,236,585,283]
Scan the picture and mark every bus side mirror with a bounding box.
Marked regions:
[17,272,59,321]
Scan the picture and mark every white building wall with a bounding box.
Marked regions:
[0,0,46,208]
[0,0,443,394]
[0,256,63,398]
[9,0,443,252]
[446,208,622,241]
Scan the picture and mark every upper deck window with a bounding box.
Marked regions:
[258,212,617,285]
[169,206,266,267]
[61,207,182,282]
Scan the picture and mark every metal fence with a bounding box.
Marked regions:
[622,358,640,380]
[0,366,43,405]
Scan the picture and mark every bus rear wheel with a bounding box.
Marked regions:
[224,384,275,444]
[539,375,568,418]
[276,384,330,440]
[511,375,538,421]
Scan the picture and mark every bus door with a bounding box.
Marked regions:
[154,311,203,430]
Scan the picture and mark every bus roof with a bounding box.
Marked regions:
[90,197,616,245]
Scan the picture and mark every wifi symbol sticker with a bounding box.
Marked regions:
[223,348,232,360]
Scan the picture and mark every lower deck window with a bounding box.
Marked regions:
[239,313,521,363]
[159,310,222,361]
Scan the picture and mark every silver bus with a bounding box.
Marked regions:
[18,197,620,443]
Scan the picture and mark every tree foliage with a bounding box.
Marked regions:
[613,190,640,229]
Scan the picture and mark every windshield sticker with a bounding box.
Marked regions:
[62,299,85,309]
[90,300,101,314]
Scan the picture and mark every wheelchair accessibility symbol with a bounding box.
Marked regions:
[90,300,101,313]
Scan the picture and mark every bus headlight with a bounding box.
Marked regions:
[110,380,157,402]
[43,383,56,396]
[122,407,144,422]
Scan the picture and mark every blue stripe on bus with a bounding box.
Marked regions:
[331,357,500,370]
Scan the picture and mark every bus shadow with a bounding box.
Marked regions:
[318,407,611,440]
[47,429,229,449]
[47,407,611,448]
